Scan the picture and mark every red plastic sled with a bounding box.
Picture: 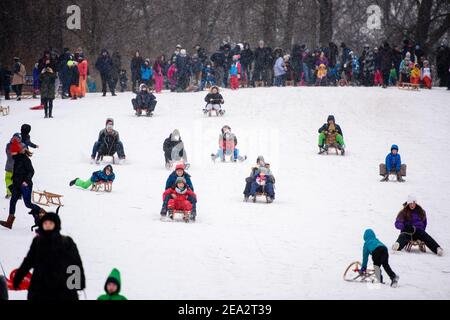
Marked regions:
[30,104,44,110]
[6,269,32,290]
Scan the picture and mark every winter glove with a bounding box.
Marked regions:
[402,225,416,234]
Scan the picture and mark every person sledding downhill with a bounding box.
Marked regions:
[248,167,275,203]
[131,83,157,117]
[211,125,247,162]
[380,144,406,182]
[163,129,189,170]
[360,229,399,288]
[69,165,115,192]
[203,85,225,116]
[318,115,345,155]
[91,118,126,164]
[161,177,197,222]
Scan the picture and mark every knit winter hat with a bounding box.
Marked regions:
[39,212,61,232]
[175,163,185,171]
[175,177,186,185]
[407,194,418,205]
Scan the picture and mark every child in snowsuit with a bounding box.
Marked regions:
[131,83,157,116]
[203,85,224,116]
[421,60,432,89]
[399,53,412,83]
[381,144,405,182]
[119,69,128,92]
[361,229,399,287]
[211,125,247,162]
[69,165,115,190]
[410,63,421,85]
[318,115,345,154]
[229,55,241,90]
[20,124,39,150]
[97,268,127,300]
[4,133,21,198]
[161,177,197,221]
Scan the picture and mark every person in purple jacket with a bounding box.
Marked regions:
[392,195,443,256]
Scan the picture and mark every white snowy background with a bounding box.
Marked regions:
[1,86,449,299]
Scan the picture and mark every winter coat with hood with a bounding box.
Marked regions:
[395,204,427,232]
[163,130,187,161]
[136,90,156,108]
[91,165,115,183]
[97,268,127,300]
[68,64,80,86]
[165,171,194,191]
[210,48,226,68]
[140,63,153,81]
[274,57,286,77]
[21,124,37,149]
[385,145,401,172]
[12,61,26,85]
[204,89,224,104]
[361,229,386,270]
[39,68,57,100]
[95,49,113,75]
[13,213,86,301]
[131,52,144,78]
[240,43,254,66]
[318,116,343,137]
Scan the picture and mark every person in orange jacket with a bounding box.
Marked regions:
[77,55,88,97]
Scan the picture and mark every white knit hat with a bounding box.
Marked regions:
[407,194,418,205]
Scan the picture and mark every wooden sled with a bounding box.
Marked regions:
[343,261,376,283]
[398,82,419,91]
[97,154,116,164]
[91,182,112,192]
[32,190,64,207]
[245,192,273,204]
[406,240,426,253]
[163,210,192,223]
[0,105,10,116]
[319,132,345,156]
[379,164,407,181]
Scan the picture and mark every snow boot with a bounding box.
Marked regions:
[238,155,247,162]
[244,195,249,202]
[160,208,167,217]
[380,175,389,182]
[397,173,405,182]
[266,196,273,203]
[392,242,400,251]
[437,247,444,256]
[391,275,399,288]
[69,178,78,187]
[252,196,257,203]
[373,266,383,283]
[211,153,218,161]
[0,215,15,229]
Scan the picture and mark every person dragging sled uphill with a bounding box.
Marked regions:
[70,165,115,190]
[0,138,44,229]
[318,115,345,155]
[131,83,157,117]
[97,268,127,300]
[163,129,189,169]
[161,177,197,221]
[392,195,443,256]
[203,85,225,116]
[360,229,399,287]
[211,125,247,162]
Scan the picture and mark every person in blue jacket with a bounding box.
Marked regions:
[381,144,404,182]
[140,59,153,87]
[69,165,115,190]
[360,229,399,287]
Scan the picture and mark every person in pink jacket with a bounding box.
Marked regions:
[77,55,88,97]
[153,56,164,93]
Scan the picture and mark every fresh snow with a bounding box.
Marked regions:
[1,87,449,299]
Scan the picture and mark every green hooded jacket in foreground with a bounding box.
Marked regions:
[97,268,127,300]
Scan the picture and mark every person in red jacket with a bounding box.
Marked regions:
[77,55,88,97]
[162,177,197,221]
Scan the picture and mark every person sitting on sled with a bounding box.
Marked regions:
[91,118,126,164]
[360,229,399,287]
[161,177,197,221]
[165,163,194,190]
[163,129,189,169]
[203,85,224,116]
[243,156,272,199]
[131,83,157,117]
[248,166,275,203]
[380,144,405,182]
[69,165,115,190]
[318,115,345,154]
[211,125,247,162]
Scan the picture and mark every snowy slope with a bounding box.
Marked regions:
[1,87,449,300]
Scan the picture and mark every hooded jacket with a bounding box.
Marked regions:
[163,130,187,162]
[361,229,386,270]
[91,165,115,183]
[165,171,194,191]
[395,204,427,231]
[97,268,127,300]
[21,124,37,149]
[95,49,113,75]
[385,148,401,173]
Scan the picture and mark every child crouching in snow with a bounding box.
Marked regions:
[69,165,115,190]
[361,229,399,287]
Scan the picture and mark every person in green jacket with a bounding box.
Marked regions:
[97,268,127,300]
[360,229,399,287]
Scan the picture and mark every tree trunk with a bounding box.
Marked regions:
[318,0,333,46]
[415,0,433,47]
[283,0,298,50]
[262,0,277,45]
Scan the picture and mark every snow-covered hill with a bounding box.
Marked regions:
[1,86,449,299]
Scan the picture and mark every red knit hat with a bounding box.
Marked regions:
[10,138,23,154]
[175,163,185,171]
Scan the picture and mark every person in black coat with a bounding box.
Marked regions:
[130,50,144,93]
[67,60,80,99]
[436,43,450,87]
[163,129,188,168]
[95,49,116,96]
[175,49,191,92]
[210,46,226,87]
[240,42,254,84]
[194,44,208,64]
[12,212,86,301]
[131,83,157,116]
[0,138,43,229]
[379,42,393,88]
[0,62,12,100]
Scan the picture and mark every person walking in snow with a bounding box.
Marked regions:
[360,229,399,287]
[392,195,444,256]
[12,212,86,300]
[97,268,127,300]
